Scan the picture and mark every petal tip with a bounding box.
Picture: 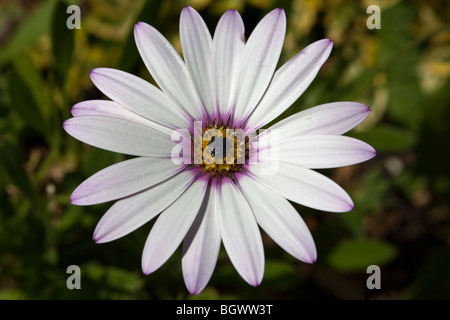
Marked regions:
[362,104,372,119]
[353,103,372,119]
[306,254,317,264]
[69,192,85,206]
[359,103,371,115]
[305,251,317,264]
[327,39,334,49]
[224,8,241,18]
[250,279,262,287]
[369,144,377,158]
[93,228,106,243]
[182,5,193,12]
[69,193,76,204]
[62,119,72,133]
[142,260,156,275]
[142,267,152,276]
[347,201,355,212]
[187,286,201,296]
[94,237,108,244]
[70,105,79,116]
[274,8,286,21]
[267,7,285,20]
[337,196,355,213]
[134,21,148,33]
[89,69,100,82]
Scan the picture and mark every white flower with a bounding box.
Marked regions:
[63,7,375,294]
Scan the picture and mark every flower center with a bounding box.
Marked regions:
[194,123,248,177]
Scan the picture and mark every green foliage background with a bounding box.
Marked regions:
[0,0,449,300]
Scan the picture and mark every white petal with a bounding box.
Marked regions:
[71,157,183,205]
[90,68,189,129]
[217,176,264,286]
[180,6,215,117]
[248,161,354,213]
[266,102,371,137]
[233,9,286,126]
[63,115,174,157]
[142,174,209,275]
[182,180,221,295]
[134,22,204,121]
[94,169,197,243]
[71,100,172,135]
[71,100,131,118]
[238,174,316,263]
[245,39,333,130]
[257,135,376,169]
[212,9,245,120]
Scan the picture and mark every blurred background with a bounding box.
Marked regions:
[0,0,449,300]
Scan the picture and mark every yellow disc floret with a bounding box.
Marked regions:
[193,122,248,177]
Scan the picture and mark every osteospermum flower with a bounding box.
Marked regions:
[63,7,375,294]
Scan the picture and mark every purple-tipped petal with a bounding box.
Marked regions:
[63,115,174,157]
[212,9,245,120]
[142,175,209,275]
[233,8,286,126]
[180,6,215,117]
[182,180,221,295]
[217,176,264,287]
[89,68,189,129]
[268,101,371,136]
[71,100,172,135]
[238,174,316,263]
[134,21,203,120]
[71,157,183,206]
[256,134,376,169]
[248,161,354,213]
[71,100,126,118]
[245,39,333,130]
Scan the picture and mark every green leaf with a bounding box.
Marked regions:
[7,71,47,134]
[82,147,123,177]
[376,2,424,131]
[12,53,46,116]
[83,263,144,292]
[340,166,389,238]
[377,1,416,66]
[327,239,397,272]
[0,0,58,67]
[51,0,75,80]
[264,259,297,281]
[0,289,28,300]
[387,58,424,131]
[0,140,37,203]
[348,125,415,152]
[0,75,9,117]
